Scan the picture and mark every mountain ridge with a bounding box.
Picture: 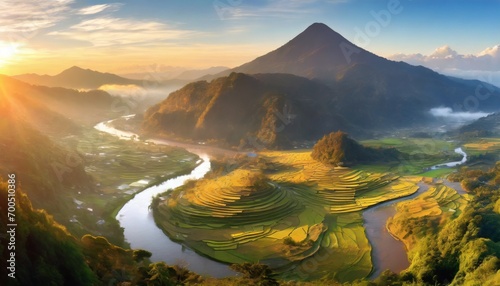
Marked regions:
[143,22,500,147]
[14,66,143,89]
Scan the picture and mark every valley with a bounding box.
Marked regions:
[93,115,482,283]
[2,11,500,285]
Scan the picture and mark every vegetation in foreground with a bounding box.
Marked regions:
[377,163,500,285]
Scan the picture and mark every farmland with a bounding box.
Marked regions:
[360,137,461,175]
[153,149,422,281]
[464,137,500,154]
[387,184,470,250]
[57,128,199,244]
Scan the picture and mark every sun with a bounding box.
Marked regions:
[0,42,18,67]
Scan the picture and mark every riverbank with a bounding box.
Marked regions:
[95,118,235,277]
[364,147,468,279]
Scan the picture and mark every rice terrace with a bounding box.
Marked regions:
[3,2,500,284]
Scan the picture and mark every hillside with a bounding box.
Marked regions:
[202,23,500,130]
[0,75,130,125]
[14,66,142,90]
[457,112,500,137]
[0,76,96,213]
[143,72,360,148]
[0,183,96,285]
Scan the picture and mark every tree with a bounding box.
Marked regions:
[230,263,279,286]
[311,131,400,166]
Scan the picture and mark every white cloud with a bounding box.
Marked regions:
[389,44,500,87]
[429,107,490,122]
[49,17,196,46]
[429,45,458,59]
[76,3,122,15]
[389,44,500,71]
[0,0,73,40]
[479,45,500,57]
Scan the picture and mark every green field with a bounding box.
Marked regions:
[387,184,469,250]
[360,137,461,175]
[153,150,422,282]
[57,128,199,245]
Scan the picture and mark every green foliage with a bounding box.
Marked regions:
[230,263,279,286]
[0,182,96,286]
[311,131,400,166]
[389,163,500,285]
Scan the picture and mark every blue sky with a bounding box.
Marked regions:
[1,0,499,76]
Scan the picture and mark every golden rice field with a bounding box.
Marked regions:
[464,138,500,153]
[154,150,422,282]
[387,184,469,250]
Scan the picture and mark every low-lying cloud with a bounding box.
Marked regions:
[429,107,490,121]
[98,84,181,100]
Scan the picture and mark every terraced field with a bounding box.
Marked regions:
[387,184,469,250]
[154,149,422,282]
[58,128,199,243]
[464,138,500,154]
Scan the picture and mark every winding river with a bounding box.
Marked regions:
[95,117,468,279]
[95,120,234,277]
[364,147,468,278]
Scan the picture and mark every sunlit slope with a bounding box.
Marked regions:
[387,185,469,250]
[0,74,121,125]
[154,150,420,282]
[0,76,94,212]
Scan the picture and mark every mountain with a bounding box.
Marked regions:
[122,66,229,81]
[144,23,500,147]
[208,23,500,127]
[0,76,95,212]
[143,72,360,148]
[210,23,384,81]
[456,112,500,137]
[176,66,229,80]
[14,66,143,89]
[0,75,135,125]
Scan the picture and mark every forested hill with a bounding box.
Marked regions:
[145,23,500,148]
[143,72,360,148]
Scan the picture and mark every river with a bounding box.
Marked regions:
[363,147,468,278]
[95,117,468,279]
[95,119,234,277]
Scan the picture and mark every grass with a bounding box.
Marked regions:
[153,149,422,282]
[57,128,199,246]
[387,184,469,250]
[360,137,461,175]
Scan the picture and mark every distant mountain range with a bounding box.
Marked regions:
[14,66,144,90]
[122,66,229,81]
[0,75,128,126]
[143,23,500,148]
[14,66,228,90]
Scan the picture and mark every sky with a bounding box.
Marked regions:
[0,0,499,82]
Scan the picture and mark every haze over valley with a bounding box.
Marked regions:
[2,1,500,285]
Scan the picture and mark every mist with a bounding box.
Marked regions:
[98,84,182,100]
[429,107,490,122]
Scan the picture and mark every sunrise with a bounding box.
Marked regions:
[1,1,500,285]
